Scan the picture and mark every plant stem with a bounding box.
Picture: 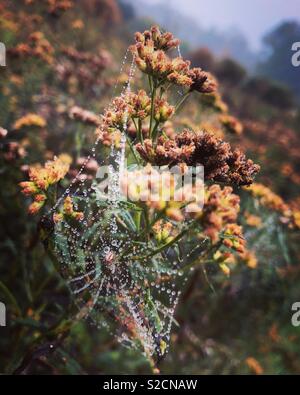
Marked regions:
[149,77,157,137]
[132,117,138,134]
[134,226,189,260]
[126,134,141,164]
[138,118,143,144]
[142,205,150,240]
[151,120,160,142]
[134,210,142,232]
[148,74,153,92]
[143,210,164,236]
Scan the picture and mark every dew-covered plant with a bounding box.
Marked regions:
[20,26,261,370]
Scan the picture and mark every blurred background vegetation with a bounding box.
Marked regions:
[0,0,300,374]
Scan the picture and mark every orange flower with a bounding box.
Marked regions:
[245,213,262,227]
[28,201,45,215]
[242,250,258,269]
[223,223,246,254]
[72,19,84,29]
[244,183,292,226]
[269,324,280,343]
[152,220,174,243]
[13,113,46,130]
[245,357,263,375]
[53,196,84,222]
[20,155,71,215]
[200,185,240,243]
[292,210,300,228]
[19,181,39,195]
[219,262,231,276]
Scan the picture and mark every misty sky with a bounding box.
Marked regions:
[142,0,300,50]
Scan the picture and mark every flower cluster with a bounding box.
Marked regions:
[245,212,262,228]
[9,32,54,64]
[96,91,175,145]
[19,155,71,214]
[53,196,84,222]
[244,183,290,217]
[95,96,128,146]
[130,26,217,93]
[47,0,74,15]
[152,220,174,244]
[219,114,243,135]
[245,357,264,375]
[120,164,204,222]
[69,106,101,127]
[198,184,240,243]
[214,243,257,275]
[136,130,260,186]
[56,47,111,92]
[222,223,246,254]
[244,183,300,229]
[25,0,74,15]
[154,98,175,123]
[134,26,180,52]
[2,141,26,161]
[72,19,84,29]
[135,136,192,166]
[127,90,151,120]
[196,184,259,274]
[13,113,46,130]
[61,47,111,71]
[242,250,258,269]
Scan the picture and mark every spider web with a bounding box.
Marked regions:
[50,53,192,362]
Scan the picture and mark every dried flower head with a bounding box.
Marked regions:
[134,26,180,52]
[188,69,218,93]
[136,129,259,186]
[130,26,217,94]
